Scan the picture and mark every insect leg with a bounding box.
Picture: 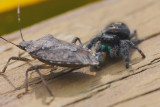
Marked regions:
[129,30,137,40]
[72,37,83,46]
[127,40,146,58]
[18,51,25,57]
[25,65,54,97]
[49,66,58,73]
[0,56,31,74]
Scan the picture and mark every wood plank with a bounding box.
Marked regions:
[68,35,160,107]
[0,0,160,107]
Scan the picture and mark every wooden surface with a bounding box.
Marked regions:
[0,0,160,107]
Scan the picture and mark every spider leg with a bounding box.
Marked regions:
[72,37,83,46]
[119,41,130,68]
[123,54,130,69]
[0,56,31,74]
[129,30,137,40]
[129,30,146,45]
[86,35,101,49]
[127,40,146,58]
[132,38,145,45]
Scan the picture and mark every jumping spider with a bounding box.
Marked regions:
[86,22,146,68]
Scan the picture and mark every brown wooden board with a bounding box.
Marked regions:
[0,0,160,107]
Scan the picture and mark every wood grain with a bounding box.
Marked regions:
[0,0,160,107]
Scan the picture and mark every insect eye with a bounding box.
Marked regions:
[100,45,106,51]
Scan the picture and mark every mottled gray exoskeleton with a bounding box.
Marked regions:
[0,5,102,99]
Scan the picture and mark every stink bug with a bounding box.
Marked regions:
[0,5,101,99]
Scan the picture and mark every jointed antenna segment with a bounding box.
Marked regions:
[0,36,21,48]
[17,4,25,41]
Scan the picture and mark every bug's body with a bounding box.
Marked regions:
[0,34,101,99]
[0,5,103,100]
[19,34,99,67]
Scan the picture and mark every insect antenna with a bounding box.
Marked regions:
[17,4,25,41]
[0,36,22,48]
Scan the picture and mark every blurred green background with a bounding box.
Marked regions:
[0,0,99,36]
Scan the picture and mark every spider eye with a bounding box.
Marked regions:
[100,45,106,51]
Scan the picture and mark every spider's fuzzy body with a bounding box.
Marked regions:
[86,22,145,68]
